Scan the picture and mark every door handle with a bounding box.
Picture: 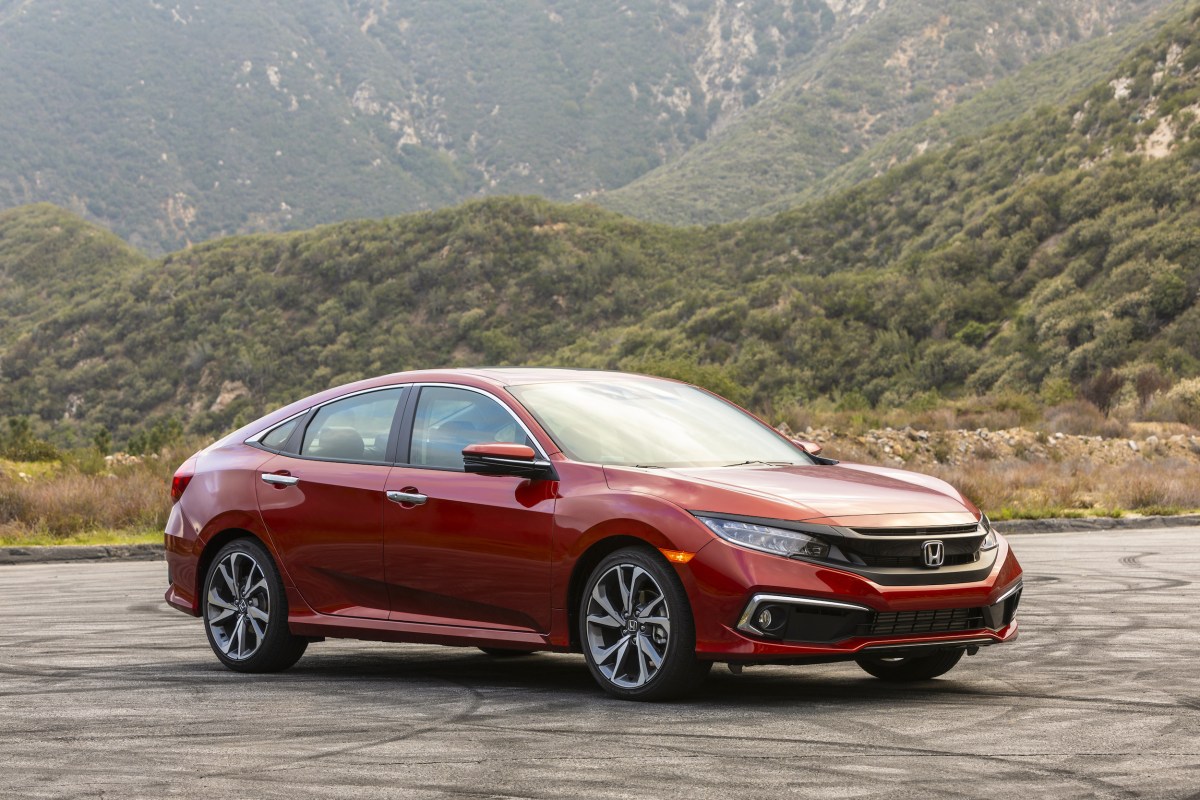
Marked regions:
[261,473,299,487]
[386,490,427,506]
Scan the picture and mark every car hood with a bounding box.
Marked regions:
[603,462,979,528]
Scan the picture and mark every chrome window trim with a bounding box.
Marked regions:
[245,385,409,446]
[409,382,552,463]
[245,408,311,445]
[246,385,410,466]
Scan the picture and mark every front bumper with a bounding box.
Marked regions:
[683,534,1024,662]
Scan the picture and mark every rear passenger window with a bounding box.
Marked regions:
[301,388,404,463]
[260,417,300,452]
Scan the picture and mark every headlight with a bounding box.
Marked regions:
[697,516,829,559]
[979,514,998,551]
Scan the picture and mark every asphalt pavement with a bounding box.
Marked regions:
[1,528,1198,799]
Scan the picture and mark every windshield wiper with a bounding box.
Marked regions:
[721,460,798,468]
[633,464,665,469]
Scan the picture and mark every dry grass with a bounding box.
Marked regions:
[0,440,201,545]
[778,390,1200,519]
[927,458,1200,519]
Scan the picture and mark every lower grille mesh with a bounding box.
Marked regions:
[869,607,984,636]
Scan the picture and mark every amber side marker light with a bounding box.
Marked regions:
[658,548,695,564]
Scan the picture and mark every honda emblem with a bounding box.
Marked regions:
[922,540,945,568]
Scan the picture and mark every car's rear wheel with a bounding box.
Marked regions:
[579,547,711,701]
[203,538,307,673]
[855,649,964,682]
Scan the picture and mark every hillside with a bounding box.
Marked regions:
[2,4,1200,447]
[601,0,1177,224]
[798,0,1198,207]
[0,0,860,254]
[0,203,149,329]
[0,0,1169,252]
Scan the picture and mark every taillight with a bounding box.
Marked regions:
[170,470,194,503]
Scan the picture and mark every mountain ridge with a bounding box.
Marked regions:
[0,0,1170,252]
[600,0,1176,223]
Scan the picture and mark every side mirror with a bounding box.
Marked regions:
[792,439,823,456]
[463,443,556,479]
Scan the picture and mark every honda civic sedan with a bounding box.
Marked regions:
[165,368,1022,700]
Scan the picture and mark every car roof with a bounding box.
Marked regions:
[374,367,666,388]
[457,367,661,386]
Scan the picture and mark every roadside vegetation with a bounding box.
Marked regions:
[1,390,1196,546]
[0,432,201,546]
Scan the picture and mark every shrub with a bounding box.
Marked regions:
[1039,377,1077,405]
[0,418,60,462]
[1164,378,1200,428]
[1134,366,1171,409]
[1040,400,1128,437]
[1080,369,1125,414]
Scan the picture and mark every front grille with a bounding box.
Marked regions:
[854,552,980,568]
[869,607,985,636]
[840,534,983,569]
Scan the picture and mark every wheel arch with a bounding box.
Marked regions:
[566,535,667,652]
[195,528,270,606]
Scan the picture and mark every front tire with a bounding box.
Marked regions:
[855,649,964,682]
[579,547,711,701]
[202,538,307,673]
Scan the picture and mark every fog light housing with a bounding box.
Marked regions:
[754,604,788,637]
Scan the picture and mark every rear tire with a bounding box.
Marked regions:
[855,649,964,682]
[202,538,307,673]
[579,547,711,701]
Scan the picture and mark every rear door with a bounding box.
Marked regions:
[255,386,407,620]
[383,384,556,633]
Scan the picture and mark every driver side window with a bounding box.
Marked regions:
[409,387,531,469]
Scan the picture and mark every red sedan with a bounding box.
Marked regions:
[165,368,1022,700]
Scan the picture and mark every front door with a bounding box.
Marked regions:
[383,385,556,632]
[256,387,405,619]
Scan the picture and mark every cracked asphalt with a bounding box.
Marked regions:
[1,528,1198,799]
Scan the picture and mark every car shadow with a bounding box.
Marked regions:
[272,646,978,708]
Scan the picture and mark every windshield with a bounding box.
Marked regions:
[508,379,813,468]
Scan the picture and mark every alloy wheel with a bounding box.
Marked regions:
[206,550,271,661]
[584,563,671,689]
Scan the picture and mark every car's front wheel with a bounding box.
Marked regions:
[203,538,307,673]
[579,547,711,701]
[855,649,964,682]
